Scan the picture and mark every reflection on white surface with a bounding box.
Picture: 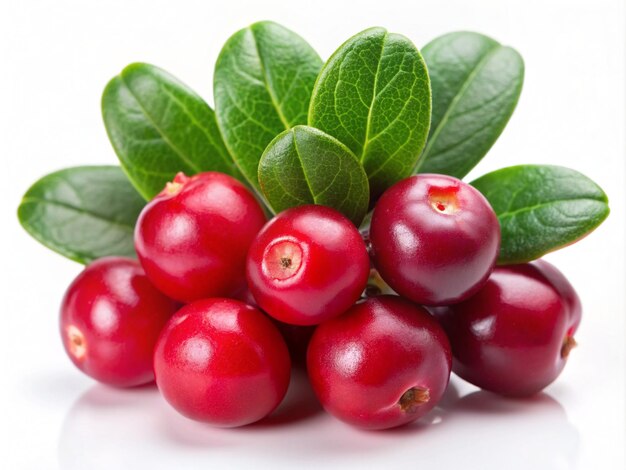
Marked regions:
[57,373,579,469]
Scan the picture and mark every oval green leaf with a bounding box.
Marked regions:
[416,32,524,178]
[102,62,241,200]
[309,27,431,201]
[214,21,322,191]
[17,166,146,264]
[471,165,610,264]
[258,125,369,226]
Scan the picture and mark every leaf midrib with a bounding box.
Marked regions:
[20,196,136,232]
[416,43,501,170]
[291,130,317,202]
[249,27,292,130]
[497,196,607,220]
[119,74,202,174]
[158,86,235,172]
[361,31,388,163]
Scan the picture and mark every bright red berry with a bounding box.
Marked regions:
[135,172,266,302]
[370,174,500,305]
[60,257,179,387]
[433,261,580,397]
[153,298,291,427]
[307,296,452,430]
[246,205,370,326]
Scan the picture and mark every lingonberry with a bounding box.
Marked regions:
[135,172,266,302]
[246,205,369,325]
[370,174,500,305]
[60,257,179,387]
[307,296,452,430]
[153,298,291,426]
[533,259,582,333]
[433,261,580,397]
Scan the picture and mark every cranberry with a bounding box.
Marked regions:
[153,298,291,426]
[370,174,500,305]
[307,296,452,430]
[60,257,179,387]
[135,172,266,302]
[433,261,580,397]
[246,205,370,325]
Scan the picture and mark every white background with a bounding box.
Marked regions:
[1,0,624,468]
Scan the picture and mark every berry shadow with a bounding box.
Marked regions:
[155,366,324,448]
[452,389,566,415]
[240,367,324,429]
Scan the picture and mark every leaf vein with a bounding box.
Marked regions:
[119,74,202,173]
[417,43,501,170]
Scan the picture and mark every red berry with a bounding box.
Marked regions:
[246,205,370,325]
[370,174,500,305]
[307,296,452,430]
[533,259,582,333]
[153,298,291,427]
[135,172,266,302]
[433,261,580,397]
[60,257,179,387]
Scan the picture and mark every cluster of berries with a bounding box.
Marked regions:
[60,171,579,430]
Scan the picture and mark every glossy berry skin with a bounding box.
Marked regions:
[60,257,179,387]
[135,172,266,303]
[533,259,582,334]
[307,296,452,430]
[154,298,291,427]
[246,205,369,326]
[433,261,580,397]
[370,174,500,306]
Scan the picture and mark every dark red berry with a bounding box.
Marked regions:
[153,298,291,427]
[370,174,500,305]
[533,259,582,334]
[60,257,179,387]
[307,296,452,430]
[233,286,314,365]
[433,261,580,397]
[246,205,370,326]
[273,321,316,366]
[135,172,266,302]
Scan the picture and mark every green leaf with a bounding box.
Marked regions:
[309,27,431,201]
[214,21,322,191]
[17,166,146,264]
[102,62,241,200]
[471,165,610,264]
[416,32,524,178]
[258,125,369,226]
